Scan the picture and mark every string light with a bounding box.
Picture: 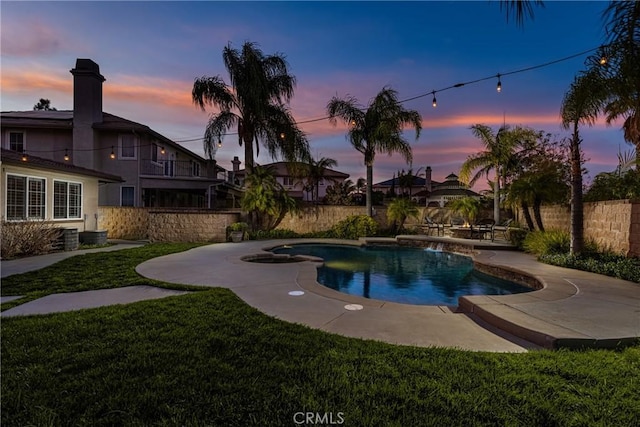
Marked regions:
[5,44,608,155]
[431,91,437,108]
[217,138,222,148]
[21,151,28,162]
[110,146,116,159]
[160,146,166,154]
[64,149,70,161]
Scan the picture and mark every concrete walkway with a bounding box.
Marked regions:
[1,241,145,279]
[3,238,638,352]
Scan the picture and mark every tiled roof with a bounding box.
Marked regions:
[236,161,349,178]
[1,148,123,182]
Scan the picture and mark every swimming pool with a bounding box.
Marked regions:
[272,244,532,306]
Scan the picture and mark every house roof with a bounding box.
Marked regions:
[236,161,349,179]
[1,148,124,182]
[0,110,219,169]
[373,176,432,187]
[425,188,480,197]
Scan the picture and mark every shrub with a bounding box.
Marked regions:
[508,228,529,249]
[1,221,63,259]
[327,215,378,239]
[541,253,640,283]
[248,229,301,240]
[523,230,570,256]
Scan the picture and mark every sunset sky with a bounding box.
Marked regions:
[1,1,628,189]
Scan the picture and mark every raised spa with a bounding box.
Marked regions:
[272,244,532,306]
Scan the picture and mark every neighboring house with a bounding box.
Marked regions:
[375,166,480,207]
[415,171,481,207]
[1,148,122,231]
[231,157,350,202]
[1,58,242,209]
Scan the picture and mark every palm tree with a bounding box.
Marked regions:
[590,1,640,166]
[327,87,422,217]
[459,124,537,224]
[241,165,297,231]
[386,198,419,233]
[294,156,338,203]
[499,0,545,27]
[192,41,310,176]
[449,197,481,225]
[325,179,356,205]
[561,72,606,255]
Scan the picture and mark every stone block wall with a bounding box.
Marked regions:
[277,206,371,233]
[98,207,150,240]
[147,211,240,243]
[516,200,640,257]
[98,207,240,242]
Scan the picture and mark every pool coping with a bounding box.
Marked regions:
[260,237,639,349]
[134,237,639,351]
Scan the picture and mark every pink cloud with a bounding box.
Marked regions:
[2,20,67,56]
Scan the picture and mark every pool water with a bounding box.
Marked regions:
[272,244,532,306]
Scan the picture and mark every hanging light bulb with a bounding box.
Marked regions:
[599,56,607,65]
[21,151,28,162]
[431,92,437,108]
[160,147,166,155]
[217,138,222,148]
[350,119,356,126]
[64,149,70,161]
[280,132,285,139]
[496,74,502,93]
[110,146,116,159]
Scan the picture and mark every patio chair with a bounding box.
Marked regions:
[470,218,495,241]
[418,216,444,236]
[493,218,514,241]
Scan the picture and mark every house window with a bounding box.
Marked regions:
[192,162,200,177]
[151,143,159,163]
[121,186,135,206]
[119,134,137,159]
[8,131,25,152]
[53,181,82,219]
[283,177,295,186]
[6,174,45,220]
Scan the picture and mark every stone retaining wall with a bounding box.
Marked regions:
[516,199,640,257]
[97,207,240,242]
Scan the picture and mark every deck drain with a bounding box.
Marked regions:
[344,304,363,311]
[288,291,305,296]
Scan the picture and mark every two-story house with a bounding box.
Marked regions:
[1,59,242,209]
[230,157,349,202]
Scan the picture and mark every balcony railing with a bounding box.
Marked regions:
[139,159,243,186]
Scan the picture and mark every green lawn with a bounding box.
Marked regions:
[2,243,639,426]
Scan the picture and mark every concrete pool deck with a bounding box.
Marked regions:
[134,238,640,352]
[2,237,637,352]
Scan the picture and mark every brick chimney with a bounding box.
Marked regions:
[425,166,432,192]
[231,156,241,172]
[70,59,105,169]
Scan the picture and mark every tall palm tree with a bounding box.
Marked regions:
[459,124,537,223]
[192,41,310,176]
[295,156,338,203]
[561,71,606,255]
[499,0,545,27]
[327,87,422,217]
[590,1,640,166]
